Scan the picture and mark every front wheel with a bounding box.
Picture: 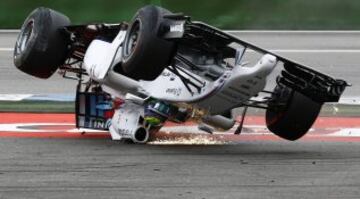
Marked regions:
[266,85,322,141]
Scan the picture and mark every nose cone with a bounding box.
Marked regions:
[263,54,277,64]
[256,54,277,76]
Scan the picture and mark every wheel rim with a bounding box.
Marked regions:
[123,19,141,58]
[16,20,34,56]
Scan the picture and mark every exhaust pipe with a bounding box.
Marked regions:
[110,125,150,144]
[132,127,150,144]
[117,126,150,144]
[202,115,235,131]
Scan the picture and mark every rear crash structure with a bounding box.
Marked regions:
[14,6,349,143]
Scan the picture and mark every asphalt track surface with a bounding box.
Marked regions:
[0,113,360,199]
[0,31,359,96]
[1,31,360,198]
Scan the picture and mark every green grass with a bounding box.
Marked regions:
[0,101,74,113]
[2,0,360,29]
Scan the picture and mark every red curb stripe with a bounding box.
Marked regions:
[0,113,360,142]
[0,113,75,123]
[165,116,360,128]
[1,113,360,128]
[0,132,110,139]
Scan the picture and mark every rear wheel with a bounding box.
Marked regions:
[14,7,70,79]
[121,5,176,80]
[266,85,322,141]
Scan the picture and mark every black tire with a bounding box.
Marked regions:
[121,5,176,80]
[14,7,70,79]
[266,85,322,141]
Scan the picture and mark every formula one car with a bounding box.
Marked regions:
[14,6,349,143]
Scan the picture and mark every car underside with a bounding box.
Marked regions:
[13,6,349,143]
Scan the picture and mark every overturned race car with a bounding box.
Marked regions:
[14,6,349,143]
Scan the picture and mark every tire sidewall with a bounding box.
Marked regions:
[14,9,46,68]
[266,85,294,127]
[121,5,175,80]
[266,85,322,141]
[122,18,143,64]
[13,7,70,79]
[122,6,162,71]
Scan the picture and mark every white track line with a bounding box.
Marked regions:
[0,29,19,33]
[247,49,360,53]
[225,30,360,34]
[278,49,360,53]
[330,129,360,137]
[0,48,13,51]
[0,94,33,101]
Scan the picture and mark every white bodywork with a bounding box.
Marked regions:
[83,30,277,142]
[109,99,149,143]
